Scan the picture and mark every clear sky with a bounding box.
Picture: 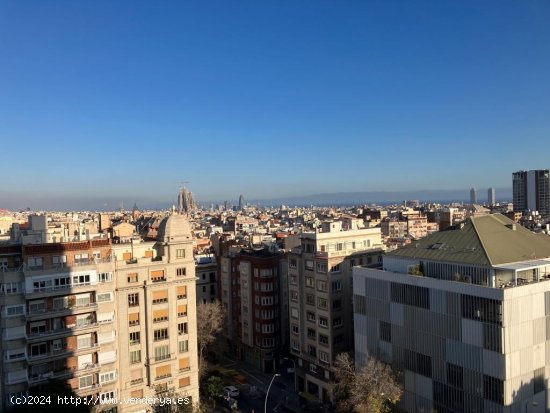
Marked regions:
[1,1,550,209]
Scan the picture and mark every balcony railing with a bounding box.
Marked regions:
[26,302,98,319]
[25,283,98,297]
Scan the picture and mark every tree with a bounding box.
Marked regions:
[332,352,402,413]
[205,375,224,410]
[196,300,224,377]
[152,385,196,413]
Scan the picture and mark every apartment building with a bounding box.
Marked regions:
[220,246,286,373]
[354,214,550,412]
[0,214,199,412]
[287,220,384,403]
[195,255,217,304]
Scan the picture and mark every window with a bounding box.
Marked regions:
[290,308,299,319]
[1,282,22,295]
[98,272,112,282]
[127,273,138,283]
[178,322,188,335]
[380,321,392,343]
[290,275,298,285]
[177,267,186,276]
[178,340,189,353]
[97,292,112,303]
[78,334,92,349]
[154,328,168,341]
[177,304,187,317]
[332,280,342,292]
[305,277,314,288]
[307,312,316,322]
[306,294,315,306]
[332,299,342,310]
[79,375,93,389]
[260,268,273,277]
[130,350,141,364]
[152,290,168,304]
[52,255,67,265]
[155,345,170,361]
[99,371,117,384]
[28,257,43,268]
[330,264,341,273]
[6,305,24,317]
[289,259,297,269]
[262,324,274,333]
[261,296,274,306]
[130,332,140,345]
[262,338,275,347]
[317,298,328,309]
[292,340,300,351]
[153,309,169,323]
[179,377,191,388]
[317,280,327,291]
[260,282,273,292]
[151,270,165,282]
[305,260,314,270]
[333,317,343,328]
[316,262,327,273]
[484,375,504,404]
[319,335,329,346]
[31,343,47,356]
[319,317,328,328]
[128,293,139,307]
[308,329,316,339]
[309,364,317,373]
[319,351,330,364]
[129,312,140,326]
[29,301,46,314]
[177,285,187,299]
[72,274,90,285]
[308,345,317,357]
[291,324,299,335]
[336,243,343,251]
[176,249,185,258]
[75,294,91,307]
[99,391,117,403]
[290,291,298,301]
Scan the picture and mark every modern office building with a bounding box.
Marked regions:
[288,219,384,403]
[470,188,477,205]
[353,214,550,412]
[488,188,496,206]
[513,170,550,219]
[0,214,200,412]
[238,195,244,211]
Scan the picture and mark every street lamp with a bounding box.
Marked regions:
[283,357,297,392]
[265,373,281,413]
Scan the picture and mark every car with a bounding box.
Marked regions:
[223,386,239,397]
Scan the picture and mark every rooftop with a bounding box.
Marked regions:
[388,214,550,267]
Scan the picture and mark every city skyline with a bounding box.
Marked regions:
[2,1,550,205]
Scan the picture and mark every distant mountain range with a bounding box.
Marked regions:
[238,187,513,207]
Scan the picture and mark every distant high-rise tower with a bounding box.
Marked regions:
[488,188,496,206]
[513,170,550,218]
[238,194,244,211]
[177,187,197,214]
[470,187,477,205]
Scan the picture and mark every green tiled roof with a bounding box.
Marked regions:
[388,214,550,266]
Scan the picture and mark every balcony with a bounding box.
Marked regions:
[75,384,101,397]
[155,373,172,381]
[74,363,101,376]
[28,368,74,385]
[26,302,98,320]
[128,378,144,386]
[25,283,98,299]
[27,327,72,342]
[24,257,113,274]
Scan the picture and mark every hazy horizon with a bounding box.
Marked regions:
[0,186,513,212]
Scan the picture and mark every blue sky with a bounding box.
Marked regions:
[1,1,550,208]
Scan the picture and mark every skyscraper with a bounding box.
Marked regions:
[470,187,477,205]
[488,187,496,206]
[238,194,244,211]
[513,170,550,218]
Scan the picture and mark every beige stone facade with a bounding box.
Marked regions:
[0,214,199,412]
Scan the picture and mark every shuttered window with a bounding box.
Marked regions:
[179,357,190,371]
[177,304,187,317]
